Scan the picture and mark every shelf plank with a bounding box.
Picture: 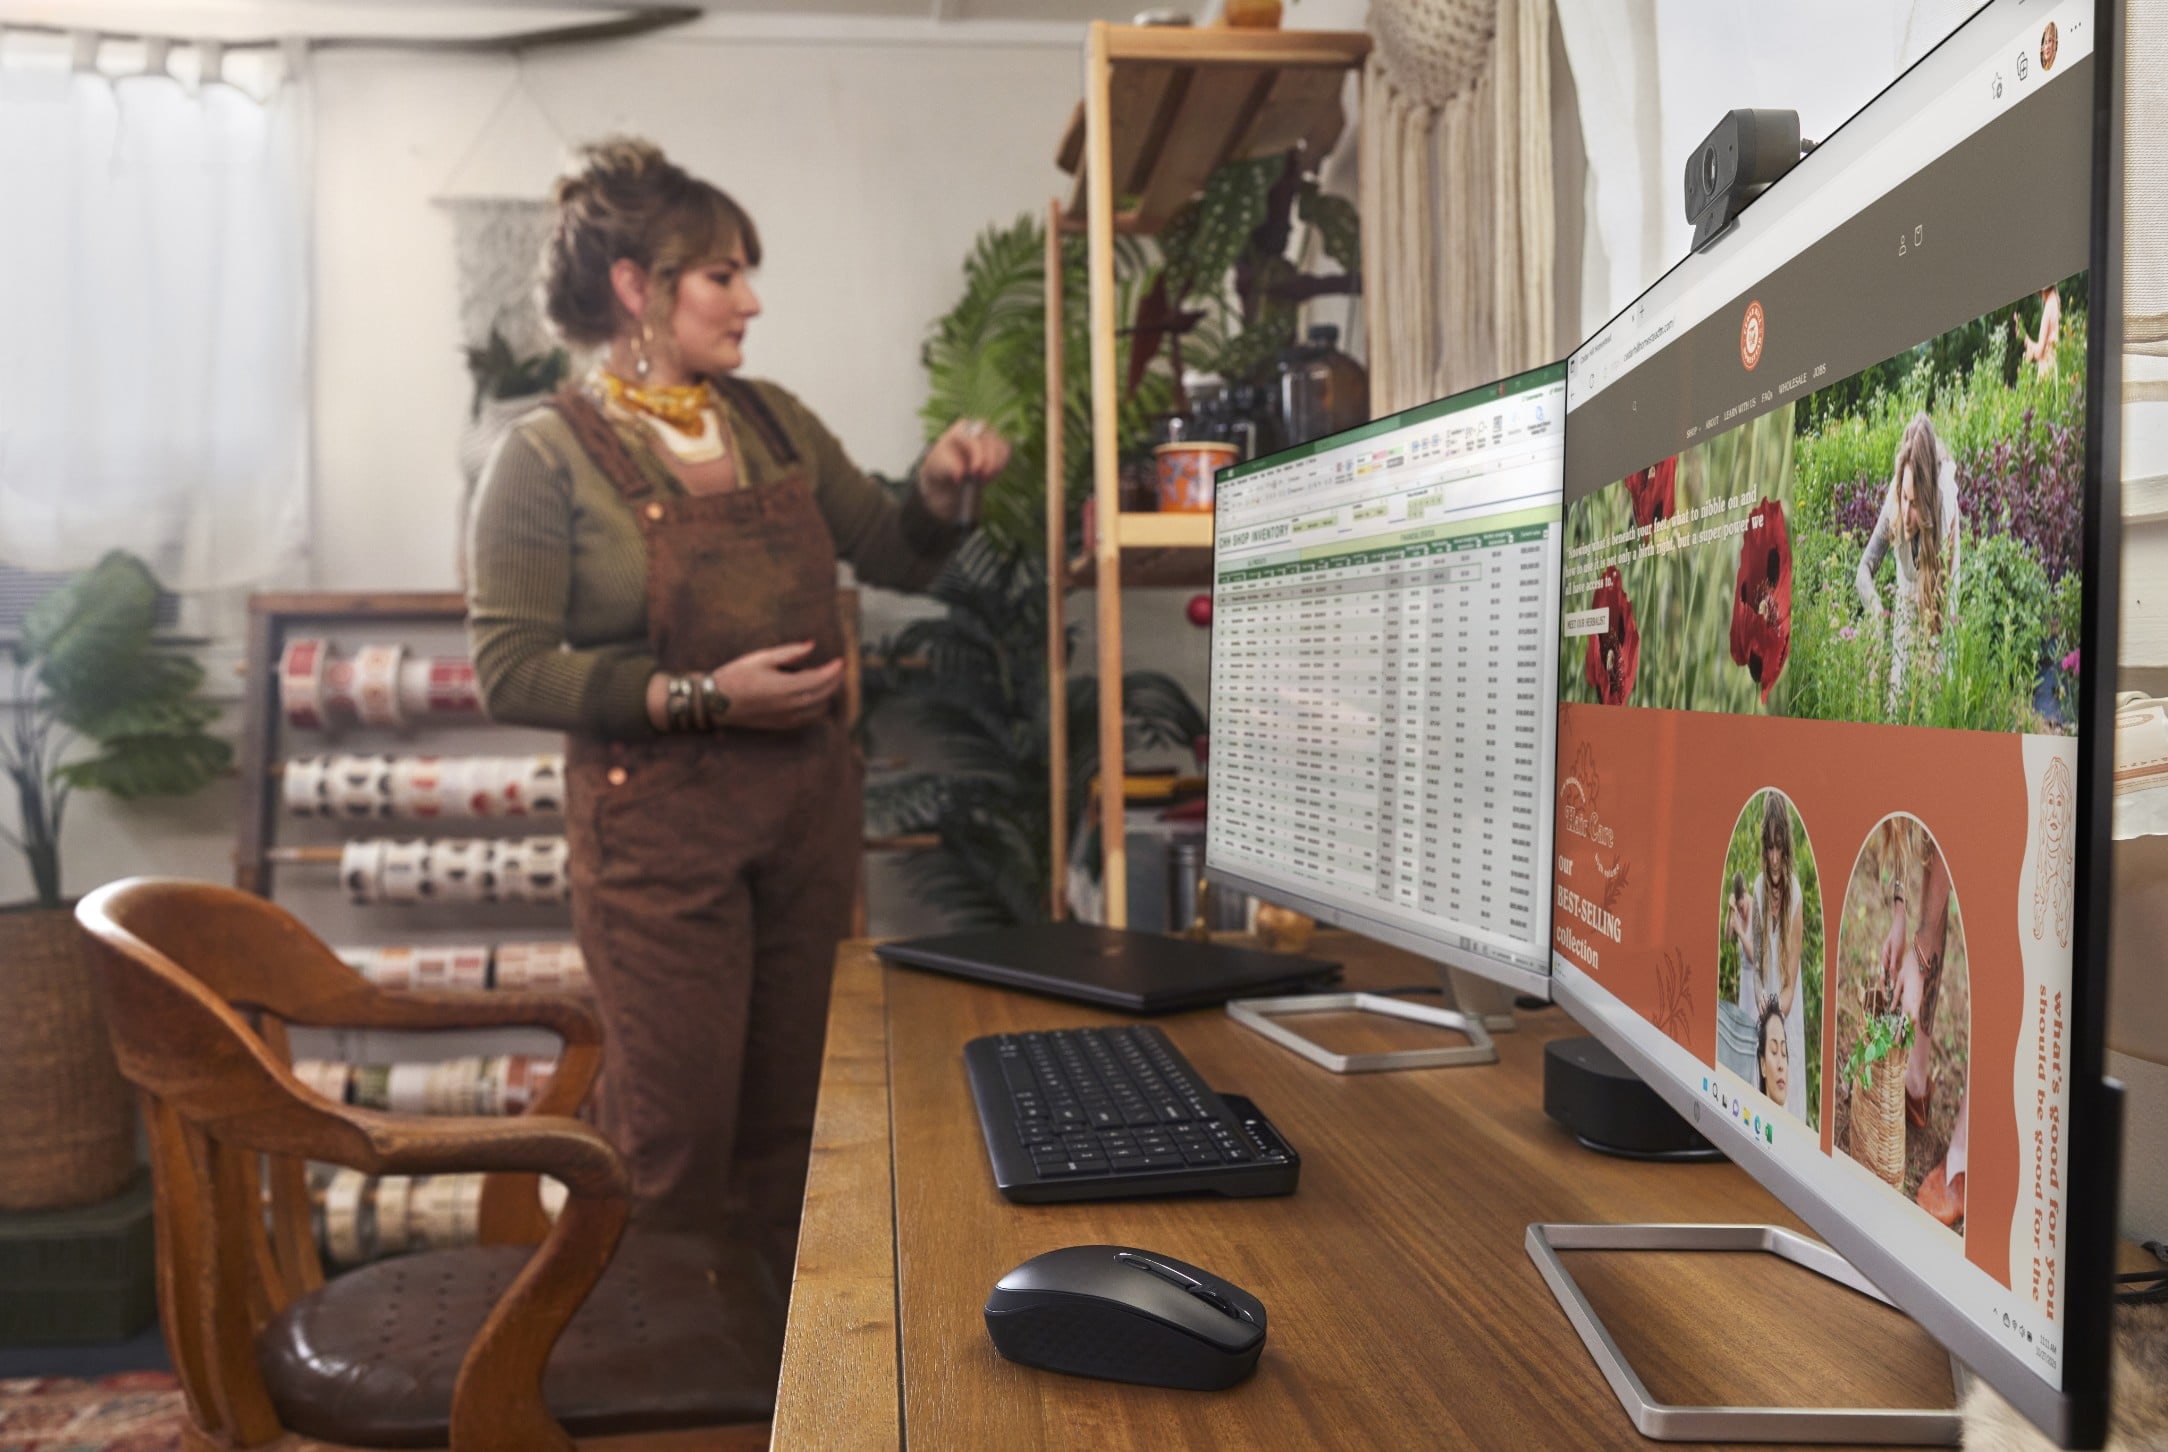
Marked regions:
[1103,24,1371,68]
[1136,63,1276,229]
[1067,547,1214,593]
[1054,24,1369,234]
[250,591,466,620]
[1241,63,1351,162]
[1115,511,1214,549]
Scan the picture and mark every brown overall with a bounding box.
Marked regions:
[550,383,860,1309]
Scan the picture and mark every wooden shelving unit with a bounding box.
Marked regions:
[1045,21,1369,926]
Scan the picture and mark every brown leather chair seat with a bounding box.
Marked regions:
[256,1231,779,1448]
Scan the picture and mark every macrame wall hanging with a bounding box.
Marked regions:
[1361,0,1556,415]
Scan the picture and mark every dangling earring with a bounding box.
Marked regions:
[633,323,653,381]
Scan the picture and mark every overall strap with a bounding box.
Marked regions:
[548,386,655,502]
[709,376,801,468]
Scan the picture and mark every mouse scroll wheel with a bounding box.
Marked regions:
[1187,1287,1238,1317]
[1114,1252,1199,1289]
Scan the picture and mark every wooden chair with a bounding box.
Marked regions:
[76,878,776,1452]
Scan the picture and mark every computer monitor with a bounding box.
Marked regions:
[1550,0,2121,1442]
[1206,362,1567,1000]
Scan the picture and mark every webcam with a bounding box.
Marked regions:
[1683,109,1815,252]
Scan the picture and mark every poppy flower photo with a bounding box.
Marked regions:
[1583,567,1641,706]
[1624,455,1680,528]
[1729,498,1793,703]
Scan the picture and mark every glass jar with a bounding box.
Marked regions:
[1277,323,1370,446]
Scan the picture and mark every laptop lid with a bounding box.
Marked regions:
[874,922,1341,1014]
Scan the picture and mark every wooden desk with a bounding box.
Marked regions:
[775,934,1965,1450]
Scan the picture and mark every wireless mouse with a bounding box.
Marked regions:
[983,1245,1267,1390]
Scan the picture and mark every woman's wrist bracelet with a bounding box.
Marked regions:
[663,674,702,734]
[698,674,731,728]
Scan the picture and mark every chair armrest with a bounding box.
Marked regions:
[342,1108,626,1200]
[212,1090,626,1203]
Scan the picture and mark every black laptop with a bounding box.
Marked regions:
[873,922,1340,1014]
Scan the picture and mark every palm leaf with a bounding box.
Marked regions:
[21,552,158,701]
[56,733,232,800]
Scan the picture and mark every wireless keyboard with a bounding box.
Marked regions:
[963,1025,1300,1203]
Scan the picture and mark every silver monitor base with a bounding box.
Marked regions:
[1525,1222,1965,1445]
[1442,964,1519,1033]
[1226,992,1497,1072]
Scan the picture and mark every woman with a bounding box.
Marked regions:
[466,139,1009,1307]
[2014,282,2062,381]
[1756,998,1790,1110]
[1854,413,1962,705]
[1753,796,1808,1121]
[1728,871,1760,1011]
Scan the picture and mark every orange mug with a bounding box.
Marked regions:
[1155,440,1237,513]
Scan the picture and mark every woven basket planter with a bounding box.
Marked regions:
[0,907,135,1211]
[1849,1054,1908,1188]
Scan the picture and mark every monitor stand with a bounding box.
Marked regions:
[1226,965,1505,1073]
[1524,1222,1965,1445]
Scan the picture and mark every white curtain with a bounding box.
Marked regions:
[0,50,308,595]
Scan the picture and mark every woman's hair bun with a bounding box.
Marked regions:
[541,136,759,348]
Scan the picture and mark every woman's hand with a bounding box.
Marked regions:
[1879,901,1910,999]
[713,642,845,730]
[917,418,1013,523]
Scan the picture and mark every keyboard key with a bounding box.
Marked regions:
[1110,1154,1149,1171]
[1142,1152,1185,1168]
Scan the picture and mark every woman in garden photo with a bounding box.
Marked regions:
[1757,998,1791,1109]
[1854,412,1963,704]
[1755,798,1809,1121]
[1729,871,1761,1010]
[1887,833,1966,1225]
[2014,282,2062,381]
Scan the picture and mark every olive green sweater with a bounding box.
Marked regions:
[466,378,961,738]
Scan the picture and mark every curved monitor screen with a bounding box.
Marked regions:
[1553,0,2112,1435]
[1208,363,1566,997]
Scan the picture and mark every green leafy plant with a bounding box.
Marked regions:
[462,325,571,419]
[3,552,233,909]
[1151,154,1362,392]
[876,208,1224,922]
[865,538,1204,926]
[1841,1008,1915,1095]
[918,216,1174,559]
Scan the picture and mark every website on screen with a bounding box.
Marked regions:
[1554,0,2095,1386]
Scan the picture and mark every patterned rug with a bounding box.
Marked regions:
[0,1373,184,1451]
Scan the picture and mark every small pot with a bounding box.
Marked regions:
[1155,440,1237,513]
[1221,0,1283,28]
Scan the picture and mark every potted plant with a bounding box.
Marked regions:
[1,551,232,1209]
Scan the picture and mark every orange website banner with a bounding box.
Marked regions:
[1554,703,2075,1307]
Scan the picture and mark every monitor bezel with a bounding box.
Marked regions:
[1203,360,1568,1003]
[1551,1,2122,1442]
